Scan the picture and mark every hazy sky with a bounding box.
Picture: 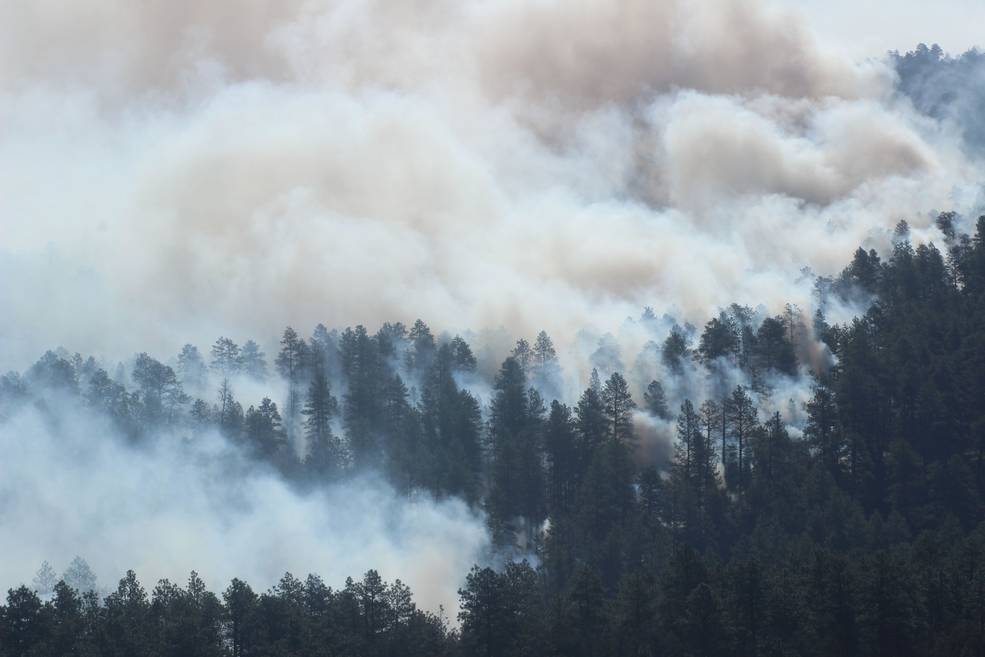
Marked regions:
[787,0,985,56]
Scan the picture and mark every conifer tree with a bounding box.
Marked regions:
[276,326,310,442]
[210,337,241,377]
[239,340,268,380]
[602,372,635,445]
[302,365,342,479]
[643,379,671,420]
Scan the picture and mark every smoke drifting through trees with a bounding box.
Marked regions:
[4,218,985,654]
[894,43,985,153]
[0,394,488,615]
[0,254,844,614]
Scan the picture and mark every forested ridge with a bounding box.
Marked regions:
[2,215,985,657]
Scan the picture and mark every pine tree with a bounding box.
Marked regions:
[215,378,243,438]
[753,315,797,377]
[223,579,258,657]
[487,357,544,543]
[32,561,57,600]
[561,566,609,657]
[210,337,241,377]
[302,365,341,479]
[805,381,844,477]
[244,397,287,461]
[533,331,557,368]
[104,570,151,656]
[753,412,789,491]
[276,327,310,442]
[669,399,721,544]
[190,398,212,428]
[458,562,540,657]
[544,401,578,517]
[176,344,207,393]
[239,340,268,380]
[700,398,722,462]
[133,352,186,429]
[340,325,385,469]
[602,372,635,445]
[417,344,483,501]
[26,350,79,395]
[49,581,87,655]
[727,385,758,491]
[62,557,98,595]
[407,320,436,376]
[449,335,477,372]
[511,338,533,374]
[643,379,670,420]
[311,323,340,378]
[698,313,740,364]
[2,586,45,655]
[379,373,419,490]
[575,378,607,457]
[531,330,562,397]
[302,367,338,445]
[662,328,690,374]
[613,570,657,657]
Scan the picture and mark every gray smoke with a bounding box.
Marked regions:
[0,397,488,613]
[894,43,985,154]
[1,0,979,371]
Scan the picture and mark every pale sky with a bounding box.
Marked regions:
[781,0,985,57]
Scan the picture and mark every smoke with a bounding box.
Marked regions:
[3,0,985,614]
[894,43,985,154]
[2,0,981,372]
[632,410,675,468]
[0,398,488,613]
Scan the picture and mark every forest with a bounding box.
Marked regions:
[4,0,985,643]
[1,214,984,657]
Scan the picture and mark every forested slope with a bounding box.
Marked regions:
[2,217,985,656]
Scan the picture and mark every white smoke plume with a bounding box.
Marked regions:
[0,398,488,613]
[2,0,980,371]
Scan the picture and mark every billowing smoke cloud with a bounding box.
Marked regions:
[0,398,488,612]
[2,0,980,372]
